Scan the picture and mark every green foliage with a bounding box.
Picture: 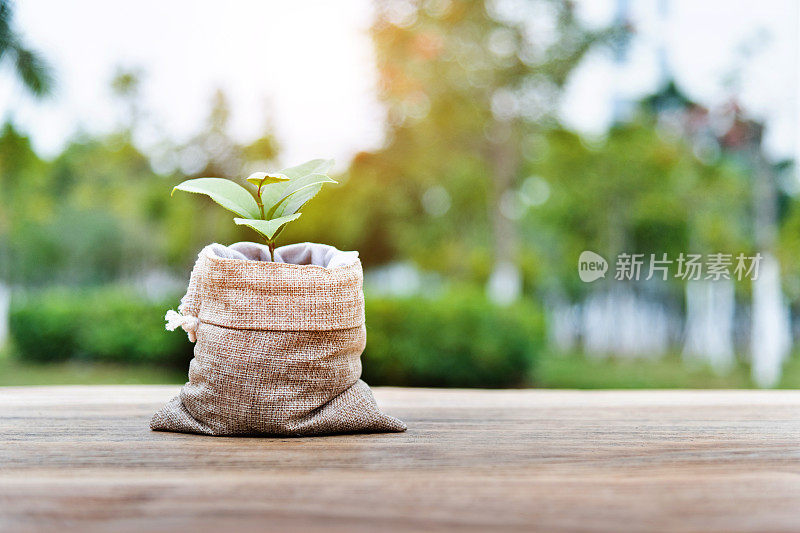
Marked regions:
[171,158,336,258]
[0,0,54,97]
[234,213,302,240]
[492,118,756,300]
[0,83,287,286]
[362,290,545,387]
[9,287,544,388]
[279,1,624,282]
[367,6,702,295]
[280,158,335,179]
[9,287,192,367]
[0,126,162,286]
[9,292,76,363]
[245,172,289,187]
[266,173,336,219]
[172,177,261,219]
[0,0,795,394]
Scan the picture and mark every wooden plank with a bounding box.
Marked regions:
[1,386,799,532]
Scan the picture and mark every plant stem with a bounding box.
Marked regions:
[256,183,266,219]
[256,183,273,260]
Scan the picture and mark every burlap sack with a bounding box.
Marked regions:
[151,242,406,436]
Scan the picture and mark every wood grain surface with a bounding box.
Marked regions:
[1,386,799,532]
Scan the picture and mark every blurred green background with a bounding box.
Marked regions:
[1,0,799,388]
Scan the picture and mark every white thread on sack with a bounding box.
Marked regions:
[165,309,199,342]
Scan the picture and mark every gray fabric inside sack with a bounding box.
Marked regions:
[208,241,359,269]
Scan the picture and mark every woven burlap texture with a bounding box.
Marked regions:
[151,242,407,436]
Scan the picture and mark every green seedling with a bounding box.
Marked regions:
[172,158,336,261]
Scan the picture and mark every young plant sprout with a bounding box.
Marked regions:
[172,159,336,261]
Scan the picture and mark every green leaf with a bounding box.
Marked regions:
[245,172,290,188]
[271,223,290,243]
[271,183,324,219]
[258,181,289,214]
[234,213,302,240]
[265,173,337,219]
[280,158,334,179]
[172,178,260,219]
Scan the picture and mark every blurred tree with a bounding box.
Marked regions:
[0,1,53,298]
[528,109,751,299]
[526,82,761,364]
[715,103,793,386]
[0,0,53,97]
[0,84,283,285]
[4,132,158,285]
[334,0,622,301]
[0,122,51,283]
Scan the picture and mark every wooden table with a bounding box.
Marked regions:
[1,386,799,532]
